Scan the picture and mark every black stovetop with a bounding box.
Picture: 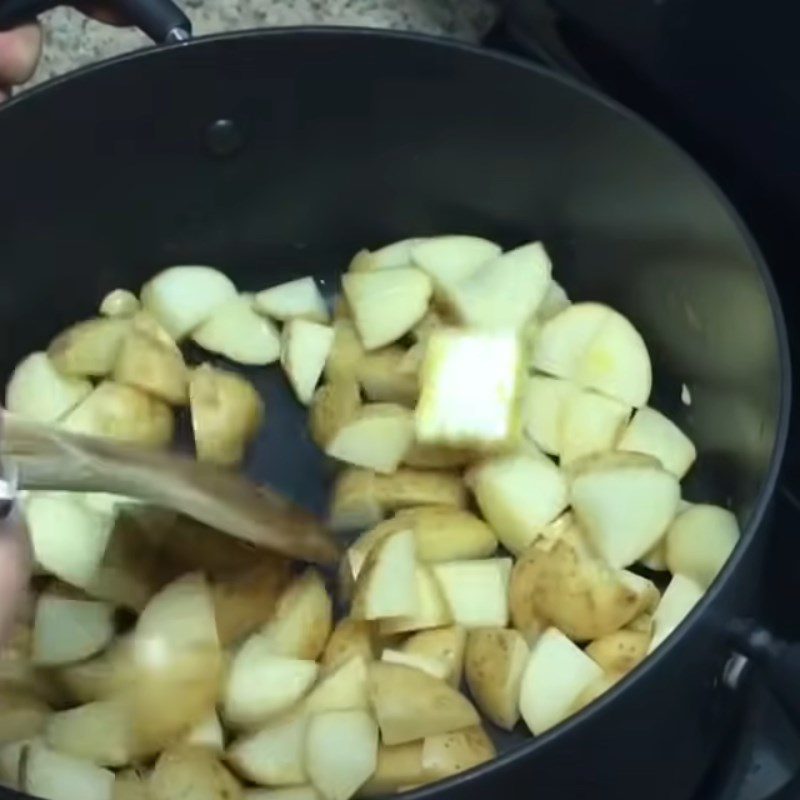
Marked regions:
[486,9,800,798]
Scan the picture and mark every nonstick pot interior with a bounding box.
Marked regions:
[0,27,789,799]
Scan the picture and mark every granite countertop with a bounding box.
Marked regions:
[28,0,497,88]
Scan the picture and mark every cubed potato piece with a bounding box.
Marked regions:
[324,321,365,384]
[464,628,528,730]
[211,557,292,647]
[227,710,308,786]
[192,296,281,365]
[254,277,329,323]
[243,788,319,800]
[648,574,704,653]
[48,317,131,378]
[0,739,30,790]
[113,768,151,800]
[396,507,497,563]
[56,638,135,704]
[183,711,224,753]
[224,634,318,729]
[640,539,668,572]
[467,454,568,556]
[351,530,419,621]
[359,742,424,796]
[100,289,139,318]
[6,352,92,422]
[342,268,432,350]
[32,595,114,666]
[372,469,467,511]
[141,266,237,340]
[320,619,375,673]
[368,662,479,745]
[585,629,651,675]
[26,493,117,589]
[328,472,384,533]
[308,381,361,449]
[617,406,697,478]
[420,726,495,783]
[519,627,604,735]
[416,328,522,450]
[559,390,630,465]
[520,375,577,456]
[304,656,369,713]
[45,699,136,767]
[569,672,623,715]
[532,303,652,408]
[348,238,427,272]
[537,281,571,322]
[381,650,448,681]
[410,236,500,291]
[189,364,264,467]
[22,742,115,800]
[0,690,49,743]
[150,745,241,800]
[431,559,512,628]
[401,626,466,688]
[305,710,378,800]
[258,569,332,661]
[326,404,414,474]
[441,243,552,330]
[402,441,474,470]
[378,566,452,635]
[281,320,335,404]
[62,381,174,447]
[355,347,419,407]
[113,327,188,405]
[570,452,680,568]
[665,504,739,589]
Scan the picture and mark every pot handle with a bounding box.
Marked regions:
[0,0,192,43]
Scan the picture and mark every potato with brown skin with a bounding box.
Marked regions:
[321,618,376,672]
[355,347,419,406]
[569,672,623,714]
[585,629,651,675]
[150,745,241,800]
[401,626,466,688]
[508,548,548,645]
[189,365,264,467]
[371,469,467,511]
[48,317,131,377]
[328,471,384,533]
[113,327,188,405]
[359,742,424,797]
[419,726,495,785]
[402,441,474,470]
[324,320,365,383]
[309,380,361,448]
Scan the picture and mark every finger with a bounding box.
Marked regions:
[0,23,42,87]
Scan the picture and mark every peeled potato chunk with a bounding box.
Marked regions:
[305,709,378,800]
[192,295,281,366]
[570,452,680,568]
[342,268,432,350]
[254,277,329,323]
[189,364,264,466]
[349,238,426,272]
[401,626,466,688]
[520,375,577,456]
[326,404,414,474]
[304,655,369,713]
[431,558,512,628]
[22,742,115,800]
[149,745,241,800]
[465,628,528,730]
[6,352,92,422]
[360,742,424,796]
[585,628,651,675]
[618,406,697,478]
[308,380,361,449]
[441,242,552,330]
[281,320,335,404]
[0,689,50,743]
[320,618,375,672]
[183,710,224,752]
[62,381,174,447]
[416,328,522,451]
[113,327,188,405]
[537,281,571,322]
[559,389,630,465]
[100,289,140,318]
[420,725,496,784]
[410,235,500,291]
[378,565,452,635]
[227,710,308,786]
[48,317,131,378]
[141,266,237,340]
[368,662,479,745]
[355,347,419,406]
[467,454,568,556]
[324,320,365,384]
[32,595,114,666]
[648,574,704,652]
[382,649,449,680]
[519,627,604,735]
[665,504,739,589]
[533,303,652,407]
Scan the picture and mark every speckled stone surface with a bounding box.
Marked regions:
[27,0,497,88]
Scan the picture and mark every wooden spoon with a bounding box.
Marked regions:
[1,412,339,565]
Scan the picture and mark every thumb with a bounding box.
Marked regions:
[0,23,42,99]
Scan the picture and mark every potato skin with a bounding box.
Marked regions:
[149,745,241,800]
[585,629,651,675]
[308,380,361,448]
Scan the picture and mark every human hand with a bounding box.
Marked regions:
[0,23,42,102]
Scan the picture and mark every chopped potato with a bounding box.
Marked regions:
[281,320,335,404]
[22,742,115,800]
[100,289,140,318]
[360,742,424,796]
[402,441,473,470]
[183,710,225,753]
[420,725,495,783]
[401,626,466,689]
[32,595,114,666]
[349,238,426,272]
[378,565,452,634]
[355,347,419,406]
[431,559,512,629]
[585,629,651,675]
[113,327,188,405]
[192,295,281,366]
[559,389,630,465]
[0,689,50,743]
[323,320,365,384]
[308,380,361,449]
[520,375,576,456]
[304,655,369,713]
[381,649,449,680]
[617,406,696,478]
[149,745,241,800]
[48,317,131,377]
[410,235,501,292]
[6,352,92,422]
[648,574,704,653]
[189,364,264,467]
[255,277,329,323]
[320,619,375,673]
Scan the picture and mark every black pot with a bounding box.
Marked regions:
[0,18,791,800]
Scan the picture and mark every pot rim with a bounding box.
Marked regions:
[3,25,792,796]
